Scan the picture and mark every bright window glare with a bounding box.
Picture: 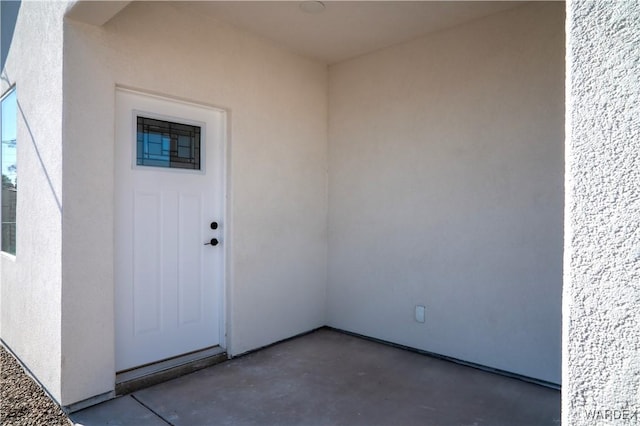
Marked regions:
[1,88,17,255]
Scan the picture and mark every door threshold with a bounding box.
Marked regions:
[115,346,227,395]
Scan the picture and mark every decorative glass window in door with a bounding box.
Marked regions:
[136,116,201,170]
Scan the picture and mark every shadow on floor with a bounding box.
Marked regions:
[71,329,560,426]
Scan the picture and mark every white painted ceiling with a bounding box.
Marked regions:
[185,1,527,64]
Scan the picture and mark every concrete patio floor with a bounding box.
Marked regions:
[71,329,560,426]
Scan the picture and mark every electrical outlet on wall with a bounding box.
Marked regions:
[415,305,426,323]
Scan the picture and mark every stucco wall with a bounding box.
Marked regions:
[0,1,66,403]
[327,2,564,384]
[565,1,640,424]
[62,1,327,404]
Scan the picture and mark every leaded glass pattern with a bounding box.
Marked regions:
[136,116,201,170]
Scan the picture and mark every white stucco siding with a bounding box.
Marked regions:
[328,2,564,384]
[0,1,67,404]
[565,1,640,424]
[62,1,328,404]
[61,21,117,406]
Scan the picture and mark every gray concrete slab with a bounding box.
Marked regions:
[70,395,167,426]
[72,329,560,425]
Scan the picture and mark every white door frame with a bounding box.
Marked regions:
[114,86,229,372]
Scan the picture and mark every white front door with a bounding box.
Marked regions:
[115,89,226,372]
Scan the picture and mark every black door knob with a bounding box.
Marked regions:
[210,222,218,230]
[204,238,219,246]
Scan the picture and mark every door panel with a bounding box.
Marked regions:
[115,89,225,372]
[133,191,162,336]
[178,193,204,326]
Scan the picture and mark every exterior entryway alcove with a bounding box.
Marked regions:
[4,1,610,419]
[2,2,638,423]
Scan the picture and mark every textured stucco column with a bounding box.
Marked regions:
[565,1,640,424]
